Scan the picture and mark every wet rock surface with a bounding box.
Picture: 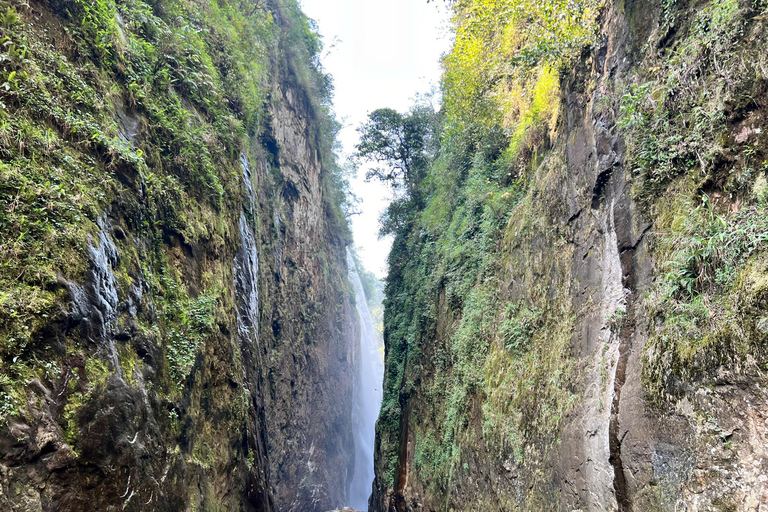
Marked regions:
[0,1,357,511]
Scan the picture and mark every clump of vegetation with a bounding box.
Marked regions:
[663,196,768,299]
[165,290,217,389]
[630,0,768,406]
[442,0,601,173]
[0,375,17,426]
[501,303,542,353]
[364,0,602,499]
[643,194,768,405]
[620,0,767,199]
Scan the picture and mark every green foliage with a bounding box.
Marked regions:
[663,196,768,299]
[619,0,765,199]
[0,6,352,477]
[619,77,727,198]
[0,0,278,355]
[373,106,571,500]
[644,194,768,404]
[373,0,597,496]
[0,375,16,426]
[442,0,601,148]
[0,6,18,28]
[356,105,441,195]
[145,263,218,390]
[501,303,542,353]
[84,357,110,392]
[69,0,119,65]
[278,0,331,108]
[373,0,768,507]
[411,281,499,488]
[616,0,768,410]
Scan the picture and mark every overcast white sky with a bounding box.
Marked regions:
[300,0,451,279]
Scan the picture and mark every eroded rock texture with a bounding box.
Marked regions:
[371,0,768,510]
[0,1,356,511]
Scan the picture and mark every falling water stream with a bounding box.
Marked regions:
[347,253,385,511]
[234,154,260,350]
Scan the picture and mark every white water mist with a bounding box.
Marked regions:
[347,253,384,511]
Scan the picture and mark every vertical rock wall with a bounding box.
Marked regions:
[371,0,768,510]
[0,1,357,511]
[256,36,358,510]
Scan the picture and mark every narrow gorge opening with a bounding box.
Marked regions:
[2,1,768,511]
[299,2,449,508]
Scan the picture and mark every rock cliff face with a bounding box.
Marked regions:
[258,45,357,512]
[0,1,356,511]
[371,0,768,510]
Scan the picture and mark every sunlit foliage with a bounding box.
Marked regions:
[371,0,605,496]
[443,0,603,152]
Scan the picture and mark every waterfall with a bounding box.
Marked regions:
[347,253,384,511]
[234,153,260,355]
[235,214,259,345]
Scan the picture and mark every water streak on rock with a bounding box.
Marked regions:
[86,214,122,375]
[236,214,260,346]
[235,154,260,350]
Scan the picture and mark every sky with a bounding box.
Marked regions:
[299,0,452,279]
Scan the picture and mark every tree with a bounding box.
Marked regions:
[355,105,439,197]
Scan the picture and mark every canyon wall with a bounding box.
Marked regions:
[0,1,357,511]
[372,0,768,510]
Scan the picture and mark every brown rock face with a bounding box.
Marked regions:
[370,0,768,511]
[0,1,357,511]
[256,41,358,512]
